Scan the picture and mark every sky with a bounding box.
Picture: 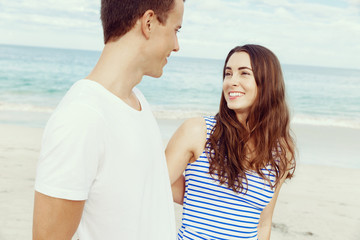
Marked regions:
[0,0,359,69]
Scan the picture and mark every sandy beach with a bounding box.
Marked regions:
[0,120,359,240]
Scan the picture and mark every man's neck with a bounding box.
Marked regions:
[86,37,145,101]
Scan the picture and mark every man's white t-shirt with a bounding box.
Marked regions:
[35,79,176,239]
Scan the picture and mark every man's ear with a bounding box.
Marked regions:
[141,10,155,39]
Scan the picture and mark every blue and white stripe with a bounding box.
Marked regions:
[178,116,276,240]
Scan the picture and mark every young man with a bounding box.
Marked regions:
[32,0,184,239]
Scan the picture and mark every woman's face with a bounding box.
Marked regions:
[223,51,258,122]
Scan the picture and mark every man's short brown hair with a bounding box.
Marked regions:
[101,0,182,43]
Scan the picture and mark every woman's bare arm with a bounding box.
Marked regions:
[165,117,207,204]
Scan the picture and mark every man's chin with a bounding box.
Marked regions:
[147,69,164,78]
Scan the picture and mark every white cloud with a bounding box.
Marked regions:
[0,0,102,49]
[346,0,360,6]
[0,0,359,69]
[178,0,360,69]
[0,0,100,31]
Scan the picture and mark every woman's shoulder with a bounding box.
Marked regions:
[181,117,207,134]
[182,117,208,140]
[183,116,217,130]
[169,117,208,157]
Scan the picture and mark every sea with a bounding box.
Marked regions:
[1,44,360,168]
[1,44,359,129]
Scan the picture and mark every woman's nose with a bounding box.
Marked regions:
[229,75,240,86]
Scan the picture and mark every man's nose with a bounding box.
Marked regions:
[173,37,180,52]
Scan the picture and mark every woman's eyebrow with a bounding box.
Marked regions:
[238,67,253,71]
[225,66,253,71]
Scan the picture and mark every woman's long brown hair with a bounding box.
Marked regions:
[206,44,296,193]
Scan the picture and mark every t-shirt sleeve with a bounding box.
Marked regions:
[35,103,105,200]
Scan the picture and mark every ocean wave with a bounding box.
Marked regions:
[153,109,360,129]
[0,102,54,113]
[1,102,359,129]
[152,109,217,119]
[292,114,360,129]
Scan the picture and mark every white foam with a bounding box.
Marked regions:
[151,105,216,119]
[0,102,54,113]
[154,109,360,129]
[153,109,217,119]
[292,114,360,129]
[1,102,359,129]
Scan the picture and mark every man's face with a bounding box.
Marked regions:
[146,0,184,78]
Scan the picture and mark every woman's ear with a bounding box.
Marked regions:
[141,10,155,39]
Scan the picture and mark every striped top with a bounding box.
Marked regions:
[178,116,277,240]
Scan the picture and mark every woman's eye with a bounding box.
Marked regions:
[225,72,232,76]
[241,71,250,75]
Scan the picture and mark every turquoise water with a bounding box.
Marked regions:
[1,44,360,128]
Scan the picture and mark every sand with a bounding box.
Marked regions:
[0,124,42,240]
[0,121,359,239]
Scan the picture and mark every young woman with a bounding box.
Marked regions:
[166,44,296,240]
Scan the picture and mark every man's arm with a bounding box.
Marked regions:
[33,191,85,240]
[170,175,185,205]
